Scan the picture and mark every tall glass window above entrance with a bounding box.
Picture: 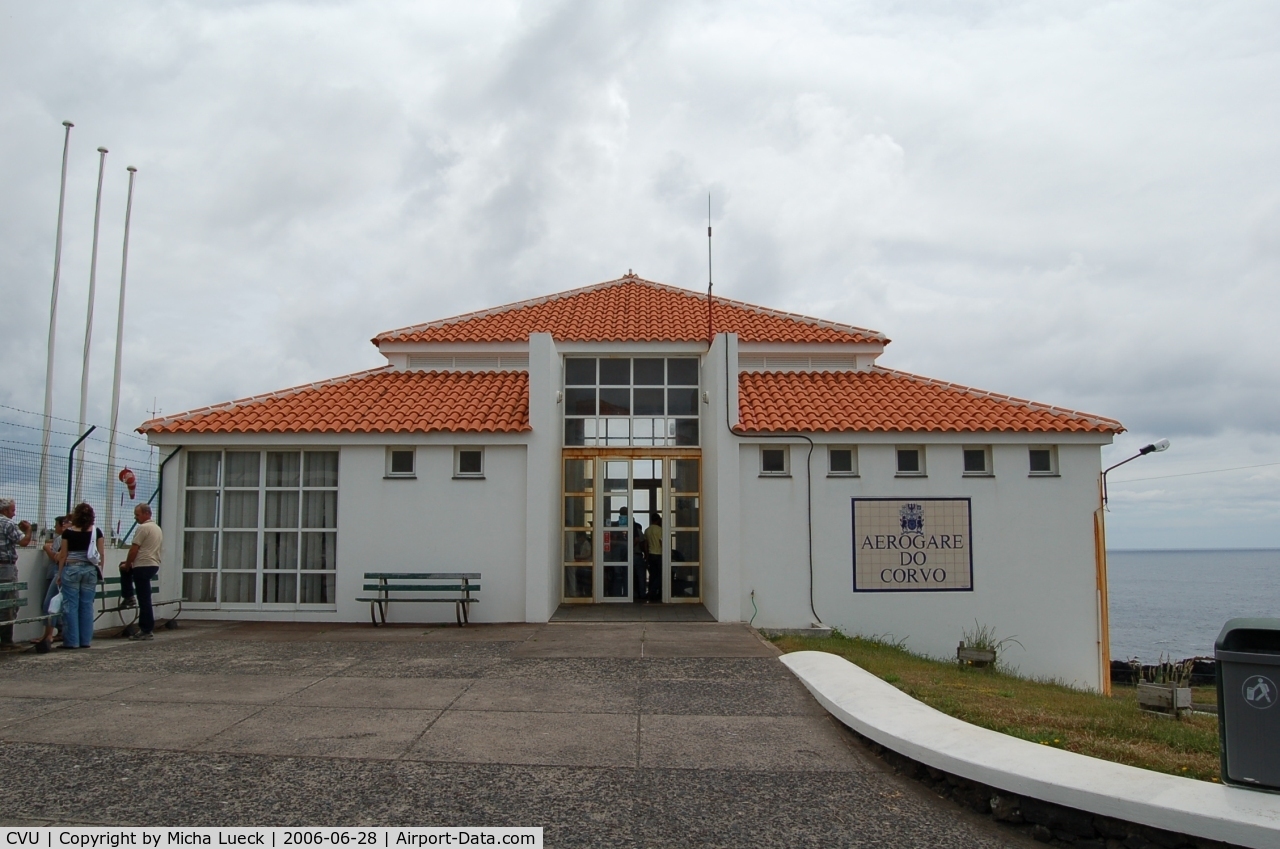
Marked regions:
[563,357,700,447]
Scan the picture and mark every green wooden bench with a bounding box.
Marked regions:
[0,581,56,630]
[357,572,480,627]
[96,575,183,635]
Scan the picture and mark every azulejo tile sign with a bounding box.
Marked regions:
[852,498,973,592]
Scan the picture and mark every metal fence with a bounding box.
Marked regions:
[0,404,159,543]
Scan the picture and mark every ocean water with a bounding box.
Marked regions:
[1108,549,1280,662]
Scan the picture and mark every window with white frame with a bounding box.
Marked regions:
[386,448,415,478]
[1028,445,1058,476]
[563,357,700,447]
[963,446,992,476]
[828,446,858,476]
[760,446,789,476]
[182,450,338,608]
[896,446,925,476]
[455,447,484,478]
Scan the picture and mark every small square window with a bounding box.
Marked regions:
[896,446,925,476]
[1029,446,1058,476]
[828,446,858,476]
[455,447,485,478]
[760,446,789,476]
[963,446,992,476]
[386,448,415,478]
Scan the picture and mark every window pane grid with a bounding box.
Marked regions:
[563,357,700,447]
[182,450,337,608]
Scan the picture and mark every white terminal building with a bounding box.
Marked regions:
[140,275,1124,690]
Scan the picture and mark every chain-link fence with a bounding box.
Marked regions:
[0,404,159,543]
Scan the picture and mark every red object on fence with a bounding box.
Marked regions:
[119,467,137,499]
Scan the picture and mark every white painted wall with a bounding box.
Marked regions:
[150,438,530,625]
[738,435,1111,690]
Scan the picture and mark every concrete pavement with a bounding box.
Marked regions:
[0,620,1028,847]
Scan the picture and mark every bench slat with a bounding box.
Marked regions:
[364,572,480,580]
[0,583,29,592]
[362,584,480,592]
[355,597,478,604]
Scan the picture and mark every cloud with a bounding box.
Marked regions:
[1,0,1278,544]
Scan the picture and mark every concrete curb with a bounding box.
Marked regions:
[780,650,1280,849]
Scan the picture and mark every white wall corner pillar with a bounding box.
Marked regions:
[524,332,560,622]
[703,332,742,622]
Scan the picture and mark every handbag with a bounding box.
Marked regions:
[85,525,101,567]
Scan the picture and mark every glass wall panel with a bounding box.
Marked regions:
[671,459,699,493]
[185,491,218,528]
[671,531,699,563]
[633,388,664,415]
[263,532,298,570]
[564,459,594,492]
[564,419,586,446]
[599,358,630,385]
[265,492,300,528]
[186,452,220,487]
[222,572,256,604]
[262,573,297,604]
[564,530,593,562]
[301,532,336,570]
[302,491,337,528]
[565,358,596,385]
[674,419,699,446]
[266,452,300,487]
[565,388,596,415]
[633,358,664,385]
[564,496,592,528]
[224,452,260,487]
[183,531,216,569]
[221,532,257,571]
[599,388,630,415]
[183,572,216,603]
[674,496,699,528]
[667,388,698,416]
[222,492,258,528]
[564,565,592,598]
[300,573,335,604]
[304,451,339,487]
[667,358,698,385]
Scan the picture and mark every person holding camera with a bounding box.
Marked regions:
[0,497,35,648]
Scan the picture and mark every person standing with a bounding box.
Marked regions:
[57,502,104,649]
[644,514,664,603]
[121,504,162,641]
[34,516,69,649]
[0,497,34,648]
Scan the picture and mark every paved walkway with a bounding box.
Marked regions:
[0,621,1026,847]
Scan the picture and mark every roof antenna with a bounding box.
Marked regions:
[707,193,714,343]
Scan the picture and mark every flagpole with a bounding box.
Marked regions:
[74,146,109,504]
[104,165,136,542]
[37,120,74,531]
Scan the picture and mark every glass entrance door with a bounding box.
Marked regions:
[562,455,701,603]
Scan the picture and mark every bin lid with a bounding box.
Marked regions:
[1215,618,1280,655]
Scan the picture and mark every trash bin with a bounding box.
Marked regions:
[1216,618,1280,791]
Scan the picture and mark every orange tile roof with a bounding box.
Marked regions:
[374,275,887,345]
[736,368,1123,434]
[139,368,530,434]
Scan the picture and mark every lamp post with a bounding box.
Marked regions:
[1102,438,1170,508]
[1095,437,1169,696]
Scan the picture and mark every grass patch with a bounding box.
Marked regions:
[771,631,1221,782]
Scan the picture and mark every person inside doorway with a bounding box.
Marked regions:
[644,513,663,603]
[617,507,645,601]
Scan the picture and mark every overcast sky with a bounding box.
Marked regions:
[2,1,1278,548]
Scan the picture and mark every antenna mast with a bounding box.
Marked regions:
[706,194,713,343]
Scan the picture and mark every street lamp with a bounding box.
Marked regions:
[1102,438,1170,508]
